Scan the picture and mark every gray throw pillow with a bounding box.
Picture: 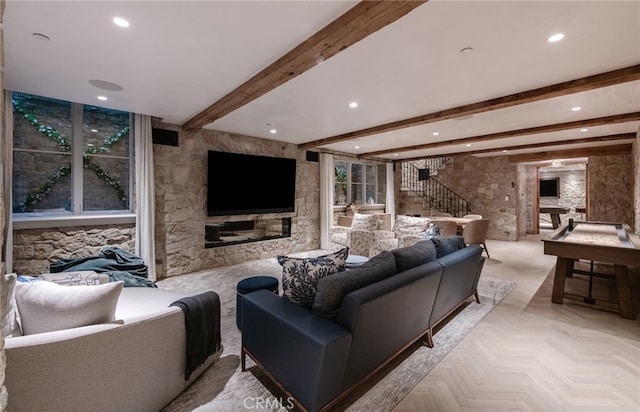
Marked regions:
[431,235,466,258]
[278,247,349,308]
[313,251,396,318]
[392,240,437,273]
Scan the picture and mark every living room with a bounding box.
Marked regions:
[1,1,640,411]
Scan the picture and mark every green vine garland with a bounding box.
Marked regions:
[13,98,129,211]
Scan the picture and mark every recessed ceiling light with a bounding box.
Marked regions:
[354,146,360,149]
[432,132,439,136]
[548,33,564,43]
[97,96,108,101]
[580,128,588,132]
[571,106,581,111]
[466,144,472,147]
[453,115,473,121]
[349,102,358,108]
[32,33,50,41]
[90,129,98,133]
[394,154,398,157]
[113,17,130,28]
[89,79,123,91]
[502,149,508,153]
[270,129,277,134]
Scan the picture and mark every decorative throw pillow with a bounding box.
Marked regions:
[15,280,124,335]
[278,247,349,308]
[392,240,438,273]
[313,250,396,318]
[350,213,379,231]
[1,274,22,338]
[431,235,466,258]
[393,215,431,237]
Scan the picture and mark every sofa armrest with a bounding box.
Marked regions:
[242,290,352,412]
[329,225,350,235]
[397,234,423,248]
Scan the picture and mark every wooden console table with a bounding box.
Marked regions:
[540,207,569,229]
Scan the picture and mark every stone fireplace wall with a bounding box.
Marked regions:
[153,122,319,278]
[588,153,634,227]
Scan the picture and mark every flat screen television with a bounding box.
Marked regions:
[207,151,296,216]
[539,178,559,197]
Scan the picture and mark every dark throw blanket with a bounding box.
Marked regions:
[170,291,222,380]
[49,246,156,287]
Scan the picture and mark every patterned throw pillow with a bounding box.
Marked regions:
[278,247,349,308]
[393,215,431,237]
[350,213,379,231]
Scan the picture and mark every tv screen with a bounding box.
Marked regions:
[207,151,296,216]
[539,178,559,197]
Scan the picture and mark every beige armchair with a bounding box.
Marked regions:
[329,213,393,257]
[462,218,491,257]
[369,215,432,256]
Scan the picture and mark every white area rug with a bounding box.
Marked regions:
[158,251,517,412]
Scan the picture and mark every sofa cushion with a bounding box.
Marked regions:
[278,248,349,308]
[2,274,22,337]
[350,213,379,231]
[313,251,396,318]
[392,240,437,273]
[431,235,466,258]
[392,215,431,237]
[15,280,124,335]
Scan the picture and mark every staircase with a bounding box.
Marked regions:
[401,159,470,217]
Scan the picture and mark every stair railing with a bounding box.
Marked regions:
[402,161,470,217]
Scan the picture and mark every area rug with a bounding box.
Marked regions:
[158,251,517,412]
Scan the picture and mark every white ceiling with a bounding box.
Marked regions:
[4,0,640,162]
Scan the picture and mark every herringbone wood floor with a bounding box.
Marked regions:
[393,234,640,412]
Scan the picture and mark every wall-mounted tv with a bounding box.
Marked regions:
[207,151,296,216]
[539,177,560,197]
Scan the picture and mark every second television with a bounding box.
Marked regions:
[207,151,297,216]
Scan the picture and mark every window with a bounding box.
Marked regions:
[334,160,385,205]
[12,92,132,217]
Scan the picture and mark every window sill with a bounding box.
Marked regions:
[13,212,136,230]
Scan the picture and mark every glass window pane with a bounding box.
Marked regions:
[83,105,130,157]
[334,161,348,205]
[83,156,130,211]
[365,165,376,203]
[13,151,72,213]
[13,92,72,152]
[350,163,363,204]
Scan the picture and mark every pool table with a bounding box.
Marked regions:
[543,221,640,319]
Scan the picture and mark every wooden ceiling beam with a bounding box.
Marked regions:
[506,144,633,163]
[397,132,636,162]
[299,64,640,149]
[182,1,427,131]
[360,112,640,157]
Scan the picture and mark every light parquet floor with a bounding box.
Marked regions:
[393,233,640,412]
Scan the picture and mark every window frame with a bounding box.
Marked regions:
[11,93,135,229]
[334,159,382,206]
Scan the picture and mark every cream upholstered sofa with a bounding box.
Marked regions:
[329,213,393,257]
[3,276,222,412]
[369,215,433,256]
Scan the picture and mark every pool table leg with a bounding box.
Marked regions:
[552,257,574,304]
[614,264,635,320]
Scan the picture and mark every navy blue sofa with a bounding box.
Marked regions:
[241,238,484,412]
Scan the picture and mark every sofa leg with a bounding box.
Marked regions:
[423,329,434,348]
[474,290,480,304]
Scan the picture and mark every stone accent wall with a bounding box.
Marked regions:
[517,164,536,236]
[588,153,634,227]
[11,225,135,275]
[398,155,518,241]
[153,122,319,278]
[539,169,586,224]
